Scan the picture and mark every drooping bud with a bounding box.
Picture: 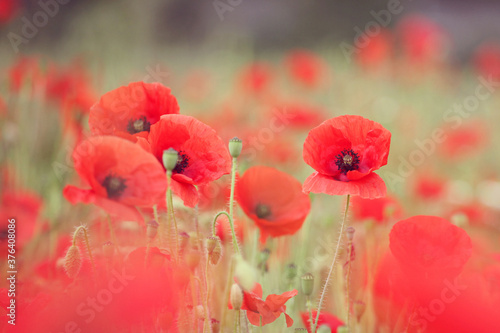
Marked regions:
[353,300,366,322]
[346,226,355,241]
[64,245,82,279]
[230,283,243,310]
[228,137,242,158]
[301,272,314,296]
[102,241,115,259]
[146,220,159,240]
[285,263,297,280]
[162,148,179,172]
[209,240,222,266]
[211,319,220,333]
[206,236,219,254]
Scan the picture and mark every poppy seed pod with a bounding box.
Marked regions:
[64,245,82,279]
[230,283,243,310]
[229,137,242,158]
[285,263,297,280]
[301,273,314,296]
[162,148,179,172]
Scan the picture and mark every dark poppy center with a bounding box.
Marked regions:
[335,149,360,174]
[127,116,151,134]
[255,204,271,219]
[0,229,8,241]
[102,174,127,199]
[173,150,190,174]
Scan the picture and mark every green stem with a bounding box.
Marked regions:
[312,194,351,333]
[259,315,262,333]
[166,170,179,261]
[227,157,241,255]
[346,239,353,331]
[106,215,118,246]
[203,252,212,333]
[212,211,240,255]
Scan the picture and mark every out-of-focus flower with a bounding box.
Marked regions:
[439,121,489,160]
[148,114,231,207]
[8,56,42,94]
[356,29,393,70]
[397,15,448,65]
[351,195,402,224]
[301,311,344,333]
[473,41,500,81]
[239,62,273,95]
[285,50,328,88]
[236,166,310,243]
[389,215,472,280]
[303,115,391,198]
[0,0,19,25]
[63,136,167,221]
[89,81,180,139]
[412,173,447,201]
[228,282,297,327]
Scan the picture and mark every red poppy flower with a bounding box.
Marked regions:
[473,42,500,80]
[285,50,327,88]
[356,29,393,70]
[439,121,489,160]
[0,189,43,251]
[303,115,391,198]
[236,166,310,243]
[239,62,273,95]
[148,114,231,207]
[301,311,344,333]
[63,136,167,221]
[0,0,18,25]
[8,56,42,94]
[389,216,472,280]
[89,81,180,139]
[351,195,402,224]
[412,173,447,200]
[229,282,297,327]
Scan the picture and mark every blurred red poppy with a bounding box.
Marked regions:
[398,15,447,65]
[285,50,327,88]
[63,136,167,221]
[412,173,447,201]
[389,216,472,280]
[351,195,402,224]
[303,115,391,198]
[148,114,231,207]
[229,282,297,327]
[239,62,273,95]
[301,311,344,333]
[473,41,500,80]
[8,56,42,94]
[439,121,489,160]
[356,30,393,70]
[89,81,180,139]
[0,0,18,25]
[236,166,310,243]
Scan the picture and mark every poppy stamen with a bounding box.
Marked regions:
[335,149,360,174]
[102,174,127,199]
[255,204,272,219]
[173,151,190,174]
[127,116,151,134]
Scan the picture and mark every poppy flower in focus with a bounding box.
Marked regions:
[351,195,402,224]
[303,115,391,198]
[63,136,167,221]
[148,114,231,207]
[229,282,297,327]
[473,42,500,81]
[285,50,327,88]
[89,81,180,139]
[301,311,344,332]
[389,216,472,280]
[236,166,310,243]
